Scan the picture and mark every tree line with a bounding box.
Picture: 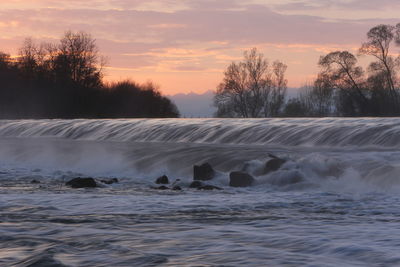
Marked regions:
[214,23,400,117]
[0,31,179,119]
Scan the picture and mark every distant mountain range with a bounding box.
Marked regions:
[169,88,299,118]
[169,90,216,118]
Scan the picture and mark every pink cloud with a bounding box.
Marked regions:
[0,0,398,93]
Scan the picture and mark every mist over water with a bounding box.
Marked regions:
[1,118,400,266]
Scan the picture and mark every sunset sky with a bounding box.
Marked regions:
[1,0,399,95]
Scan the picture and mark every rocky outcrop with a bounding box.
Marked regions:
[193,163,215,181]
[66,177,97,188]
[155,175,169,184]
[229,172,255,187]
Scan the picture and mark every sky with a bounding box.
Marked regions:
[0,0,399,95]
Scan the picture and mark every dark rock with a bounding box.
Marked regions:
[193,163,215,181]
[229,172,255,187]
[66,177,97,188]
[189,181,204,188]
[268,153,279,159]
[263,157,286,175]
[172,186,182,191]
[155,185,169,190]
[172,178,181,185]
[197,185,222,191]
[156,175,169,184]
[100,178,119,185]
[30,179,41,184]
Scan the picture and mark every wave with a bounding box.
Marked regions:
[0,118,399,148]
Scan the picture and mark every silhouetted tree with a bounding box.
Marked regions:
[359,24,400,112]
[54,31,104,89]
[264,61,288,116]
[101,80,179,118]
[0,31,180,119]
[317,51,369,115]
[214,48,287,117]
[283,98,308,117]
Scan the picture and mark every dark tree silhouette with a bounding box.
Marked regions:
[214,48,287,118]
[285,23,400,117]
[0,31,179,119]
[359,24,400,112]
[317,51,369,115]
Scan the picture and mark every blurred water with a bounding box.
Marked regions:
[1,119,400,266]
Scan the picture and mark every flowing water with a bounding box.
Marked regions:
[1,118,400,266]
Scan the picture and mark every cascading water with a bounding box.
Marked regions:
[0,118,399,190]
[1,118,400,266]
[0,118,400,147]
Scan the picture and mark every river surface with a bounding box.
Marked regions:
[1,118,400,266]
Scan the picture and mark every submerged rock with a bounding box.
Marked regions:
[100,178,119,185]
[66,177,97,188]
[156,175,169,184]
[197,185,222,191]
[189,180,222,190]
[241,162,252,173]
[269,171,304,186]
[172,186,182,191]
[16,253,68,267]
[155,185,169,190]
[172,178,182,186]
[193,163,215,181]
[189,181,204,189]
[263,155,286,175]
[229,172,255,187]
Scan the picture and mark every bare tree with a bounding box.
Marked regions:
[18,38,40,78]
[214,48,287,117]
[318,51,369,115]
[0,52,11,68]
[297,80,333,117]
[265,61,287,116]
[359,24,399,110]
[55,31,105,88]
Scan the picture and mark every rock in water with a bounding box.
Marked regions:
[172,186,182,191]
[156,175,169,184]
[193,163,215,181]
[100,178,119,185]
[263,156,286,175]
[269,171,304,186]
[155,185,169,190]
[189,181,204,188]
[197,185,222,191]
[30,179,41,184]
[229,172,255,187]
[66,177,97,188]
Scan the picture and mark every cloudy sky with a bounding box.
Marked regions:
[1,0,399,94]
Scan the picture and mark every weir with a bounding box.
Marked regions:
[0,118,399,148]
[0,118,400,192]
